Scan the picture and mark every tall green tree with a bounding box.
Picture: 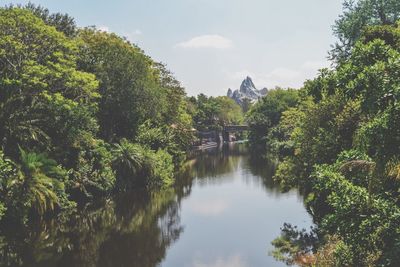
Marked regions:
[77,28,164,142]
[0,8,99,161]
[246,88,299,150]
[191,94,243,131]
[11,3,78,37]
[331,0,400,62]
[15,148,67,216]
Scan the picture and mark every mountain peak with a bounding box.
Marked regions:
[227,76,268,107]
[240,76,256,93]
[227,88,233,98]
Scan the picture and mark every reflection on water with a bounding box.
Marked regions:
[0,189,182,267]
[0,144,312,267]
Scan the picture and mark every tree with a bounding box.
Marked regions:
[191,94,220,131]
[214,96,244,125]
[191,95,243,131]
[13,148,68,217]
[0,8,99,161]
[16,3,77,37]
[331,0,400,62]
[246,88,299,149]
[0,5,191,225]
[112,139,146,190]
[153,62,188,125]
[269,23,400,266]
[77,28,164,142]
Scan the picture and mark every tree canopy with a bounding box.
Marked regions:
[331,0,400,62]
[254,21,400,266]
[0,6,195,223]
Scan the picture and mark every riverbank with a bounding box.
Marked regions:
[193,140,249,151]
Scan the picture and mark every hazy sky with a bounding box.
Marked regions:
[6,0,344,96]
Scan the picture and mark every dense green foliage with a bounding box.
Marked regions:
[0,6,194,224]
[331,0,400,62]
[188,94,243,131]
[78,29,162,141]
[189,94,243,131]
[247,2,400,266]
[246,88,300,153]
[3,1,400,265]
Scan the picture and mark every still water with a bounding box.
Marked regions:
[0,144,312,267]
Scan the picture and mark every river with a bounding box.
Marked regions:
[0,144,313,267]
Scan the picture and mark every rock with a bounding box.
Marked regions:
[227,88,233,98]
[227,76,268,106]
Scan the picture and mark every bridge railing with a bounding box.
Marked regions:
[223,125,249,131]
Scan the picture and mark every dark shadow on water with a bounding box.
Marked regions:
[0,143,306,267]
[0,189,183,267]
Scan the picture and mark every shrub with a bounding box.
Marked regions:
[149,149,174,188]
[112,139,175,191]
[68,139,115,200]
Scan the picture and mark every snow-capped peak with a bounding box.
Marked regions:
[227,76,268,106]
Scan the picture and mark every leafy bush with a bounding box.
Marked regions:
[270,223,318,266]
[0,149,74,221]
[310,164,400,266]
[136,121,191,169]
[246,88,299,150]
[68,138,115,200]
[136,121,173,151]
[112,139,175,191]
[149,149,174,188]
[112,139,146,191]
[314,235,353,267]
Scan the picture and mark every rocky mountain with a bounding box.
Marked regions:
[227,76,268,106]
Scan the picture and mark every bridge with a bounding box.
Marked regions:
[223,125,249,142]
[223,125,249,132]
[195,125,249,143]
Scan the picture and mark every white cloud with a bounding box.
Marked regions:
[192,254,248,267]
[226,60,330,89]
[132,29,142,35]
[228,70,257,81]
[176,35,233,49]
[188,198,229,216]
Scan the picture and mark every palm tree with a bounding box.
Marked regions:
[112,139,146,190]
[17,148,65,216]
[0,95,51,158]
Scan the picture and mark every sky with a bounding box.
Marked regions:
[5,0,344,96]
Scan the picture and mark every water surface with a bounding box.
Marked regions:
[0,144,312,267]
[162,144,312,267]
